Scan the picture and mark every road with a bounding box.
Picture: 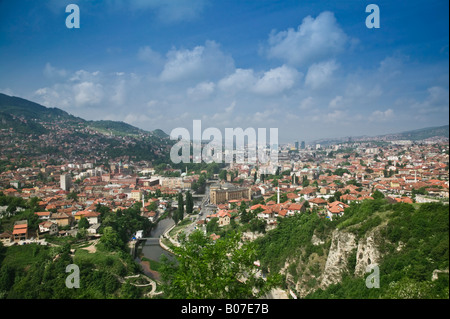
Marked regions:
[183,190,216,236]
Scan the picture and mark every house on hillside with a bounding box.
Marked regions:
[39,221,59,236]
[308,197,328,208]
[74,211,101,225]
[326,201,349,220]
[35,211,51,220]
[13,220,28,242]
[49,212,73,227]
[218,210,231,226]
[0,231,12,244]
[257,208,274,220]
[286,202,306,216]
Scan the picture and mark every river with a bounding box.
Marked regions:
[136,190,209,278]
[137,217,174,261]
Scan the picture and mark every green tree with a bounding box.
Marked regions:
[372,190,385,200]
[159,231,280,299]
[176,192,185,224]
[219,170,227,181]
[206,217,219,234]
[302,176,310,187]
[67,191,78,201]
[120,281,142,299]
[78,217,89,230]
[0,264,15,293]
[99,226,124,251]
[185,191,194,215]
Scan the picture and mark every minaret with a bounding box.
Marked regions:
[277,187,280,204]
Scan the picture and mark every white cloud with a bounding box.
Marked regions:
[329,95,344,108]
[34,85,71,109]
[160,41,234,82]
[252,65,300,95]
[250,108,280,125]
[69,69,101,82]
[110,79,126,105]
[73,82,104,107]
[43,63,67,78]
[267,11,350,67]
[369,109,395,122]
[325,109,346,122]
[0,88,14,96]
[305,60,339,89]
[411,86,449,114]
[218,68,257,93]
[137,46,163,64]
[378,54,407,78]
[299,96,315,110]
[123,113,151,125]
[187,81,215,99]
[147,100,158,108]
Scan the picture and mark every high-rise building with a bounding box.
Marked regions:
[60,174,72,191]
[295,141,299,150]
[301,141,306,149]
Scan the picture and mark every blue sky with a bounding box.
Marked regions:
[0,0,448,143]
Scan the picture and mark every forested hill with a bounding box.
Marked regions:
[0,93,79,122]
[255,199,449,299]
[382,125,449,141]
[0,93,167,137]
[0,93,173,163]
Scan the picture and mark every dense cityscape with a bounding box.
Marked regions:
[0,0,448,307]
[0,97,448,299]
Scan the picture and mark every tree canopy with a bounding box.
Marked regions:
[159,231,280,299]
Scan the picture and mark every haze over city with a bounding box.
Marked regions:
[0,0,448,142]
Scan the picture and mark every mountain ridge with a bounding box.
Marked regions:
[311,124,449,146]
[1,93,447,143]
[0,93,167,138]
[0,93,173,164]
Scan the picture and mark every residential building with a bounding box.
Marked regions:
[209,183,252,205]
[39,221,59,236]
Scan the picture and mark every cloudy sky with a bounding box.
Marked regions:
[0,0,448,143]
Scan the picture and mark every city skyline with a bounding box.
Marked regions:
[0,0,448,143]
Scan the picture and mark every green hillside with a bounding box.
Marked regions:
[0,93,80,122]
[255,200,449,299]
[0,111,47,135]
[0,93,168,138]
[87,120,145,137]
[0,93,172,163]
[396,125,449,140]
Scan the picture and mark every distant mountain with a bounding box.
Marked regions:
[311,124,449,146]
[152,128,169,138]
[87,120,146,136]
[0,93,80,122]
[0,93,172,163]
[383,125,449,141]
[0,93,167,138]
[0,111,48,135]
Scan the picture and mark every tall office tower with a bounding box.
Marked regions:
[295,141,299,150]
[60,174,72,191]
[301,141,306,149]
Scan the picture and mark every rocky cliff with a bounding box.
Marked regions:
[283,227,383,298]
